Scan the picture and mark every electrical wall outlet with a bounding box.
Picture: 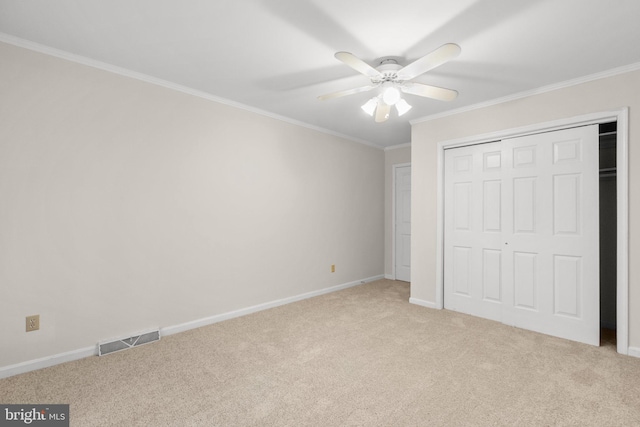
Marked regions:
[26,315,40,332]
[331,264,335,273]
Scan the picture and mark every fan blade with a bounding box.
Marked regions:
[335,52,381,79]
[375,101,391,123]
[397,43,461,81]
[401,83,458,102]
[317,85,377,101]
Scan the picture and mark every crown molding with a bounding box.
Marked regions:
[384,142,411,151]
[0,33,383,151]
[411,61,640,125]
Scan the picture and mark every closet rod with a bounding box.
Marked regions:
[599,131,617,137]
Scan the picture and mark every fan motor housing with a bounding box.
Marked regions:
[374,58,403,83]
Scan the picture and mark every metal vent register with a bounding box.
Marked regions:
[98,330,160,356]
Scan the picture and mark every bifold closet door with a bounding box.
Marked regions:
[444,140,505,323]
[444,125,600,345]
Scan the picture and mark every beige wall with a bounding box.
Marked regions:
[0,42,384,369]
[411,68,640,350]
[384,145,411,278]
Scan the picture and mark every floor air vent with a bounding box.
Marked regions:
[98,330,160,356]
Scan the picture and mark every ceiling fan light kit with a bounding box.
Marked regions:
[395,98,412,116]
[382,85,401,105]
[319,43,461,123]
[361,98,378,116]
[360,94,412,119]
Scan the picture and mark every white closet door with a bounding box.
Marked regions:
[502,126,600,345]
[444,125,600,345]
[444,140,505,322]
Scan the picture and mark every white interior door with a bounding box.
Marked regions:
[395,165,411,282]
[444,125,600,345]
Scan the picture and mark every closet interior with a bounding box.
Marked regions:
[599,121,617,339]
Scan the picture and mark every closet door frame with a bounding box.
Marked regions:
[434,109,629,355]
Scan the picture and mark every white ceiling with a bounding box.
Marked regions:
[1,0,640,148]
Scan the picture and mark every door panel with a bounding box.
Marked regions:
[444,125,599,345]
[454,182,472,231]
[553,174,581,234]
[513,251,537,310]
[453,246,471,295]
[482,249,502,302]
[483,180,502,232]
[554,255,581,317]
[513,177,536,233]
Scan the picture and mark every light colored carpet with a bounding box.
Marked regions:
[1,279,639,426]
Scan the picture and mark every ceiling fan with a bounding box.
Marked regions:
[318,43,461,123]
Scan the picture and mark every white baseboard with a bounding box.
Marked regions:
[0,346,96,380]
[628,347,640,358]
[385,274,395,280]
[162,275,384,336]
[409,297,439,309]
[0,275,384,379]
